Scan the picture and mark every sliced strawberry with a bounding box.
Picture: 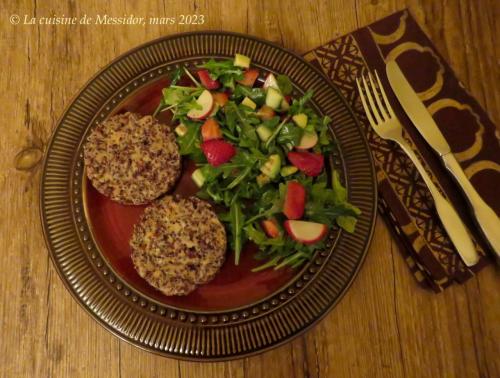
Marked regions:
[237,68,259,87]
[201,118,222,141]
[256,105,276,121]
[212,92,229,107]
[283,181,306,219]
[197,69,220,90]
[287,151,324,177]
[201,139,236,167]
[261,218,281,238]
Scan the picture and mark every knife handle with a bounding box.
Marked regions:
[442,153,500,258]
[396,139,480,266]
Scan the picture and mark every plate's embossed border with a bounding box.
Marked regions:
[40,31,377,360]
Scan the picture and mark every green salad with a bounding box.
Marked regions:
[154,53,361,271]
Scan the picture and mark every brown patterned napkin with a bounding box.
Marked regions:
[303,9,499,291]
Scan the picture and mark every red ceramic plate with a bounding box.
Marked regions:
[41,31,377,360]
[83,77,295,311]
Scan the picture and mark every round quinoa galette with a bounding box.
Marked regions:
[130,196,227,296]
[84,112,181,205]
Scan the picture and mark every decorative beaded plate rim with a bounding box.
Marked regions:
[40,31,377,361]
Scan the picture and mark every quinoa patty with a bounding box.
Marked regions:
[130,196,227,296]
[84,112,181,205]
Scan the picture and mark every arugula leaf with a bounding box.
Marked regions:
[152,69,186,116]
[276,74,293,95]
[297,170,361,230]
[306,201,360,224]
[239,123,258,148]
[175,120,204,162]
[224,102,260,148]
[277,122,303,150]
[224,102,238,132]
[162,87,183,105]
[289,90,314,115]
[199,164,223,184]
[198,59,244,79]
[318,117,332,147]
[265,116,290,149]
[251,256,281,272]
[162,86,203,106]
[220,75,236,90]
[329,170,362,232]
[251,236,320,272]
[198,59,244,91]
[176,98,202,117]
[170,67,182,86]
[177,122,200,155]
[245,184,285,224]
[232,85,266,105]
[337,204,362,233]
[223,152,257,187]
[262,116,280,129]
[331,170,347,204]
[229,201,245,265]
[204,182,223,202]
[227,167,252,189]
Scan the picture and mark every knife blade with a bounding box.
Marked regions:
[386,60,500,259]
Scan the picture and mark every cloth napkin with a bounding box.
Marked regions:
[303,9,499,291]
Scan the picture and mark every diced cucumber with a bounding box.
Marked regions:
[191,168,206,187]
[265,87,283,110]
[280,166,298,177]
[256,125,273,142]
[260,154,281,178]
[241,96,257,110]
[292,113,308,128]
[234,53,251,68]
[256,173,271,187]
[175,124,188,136]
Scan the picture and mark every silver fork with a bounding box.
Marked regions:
[356,72,479,267]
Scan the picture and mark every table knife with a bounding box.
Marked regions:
[386,60,500,261]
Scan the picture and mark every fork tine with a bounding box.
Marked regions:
[368,72,388,121]
[356,78,377,128]
[361,76,382,124]
[374,70,395,118]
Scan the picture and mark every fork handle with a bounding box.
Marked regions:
[442,153,500,259]
[397,139,480,266]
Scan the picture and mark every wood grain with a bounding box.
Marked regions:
[0,0,498,377]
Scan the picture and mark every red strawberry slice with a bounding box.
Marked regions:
[287,151,324,177]
[197,69,220,90]
[283,181,306,219]
[237,69,259,87]
[201,139,236,167]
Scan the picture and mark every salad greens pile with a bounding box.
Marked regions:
[153,53,361,271]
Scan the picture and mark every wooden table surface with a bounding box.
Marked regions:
[1,0,499,377]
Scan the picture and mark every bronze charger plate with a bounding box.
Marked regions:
[40,31,377,360]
